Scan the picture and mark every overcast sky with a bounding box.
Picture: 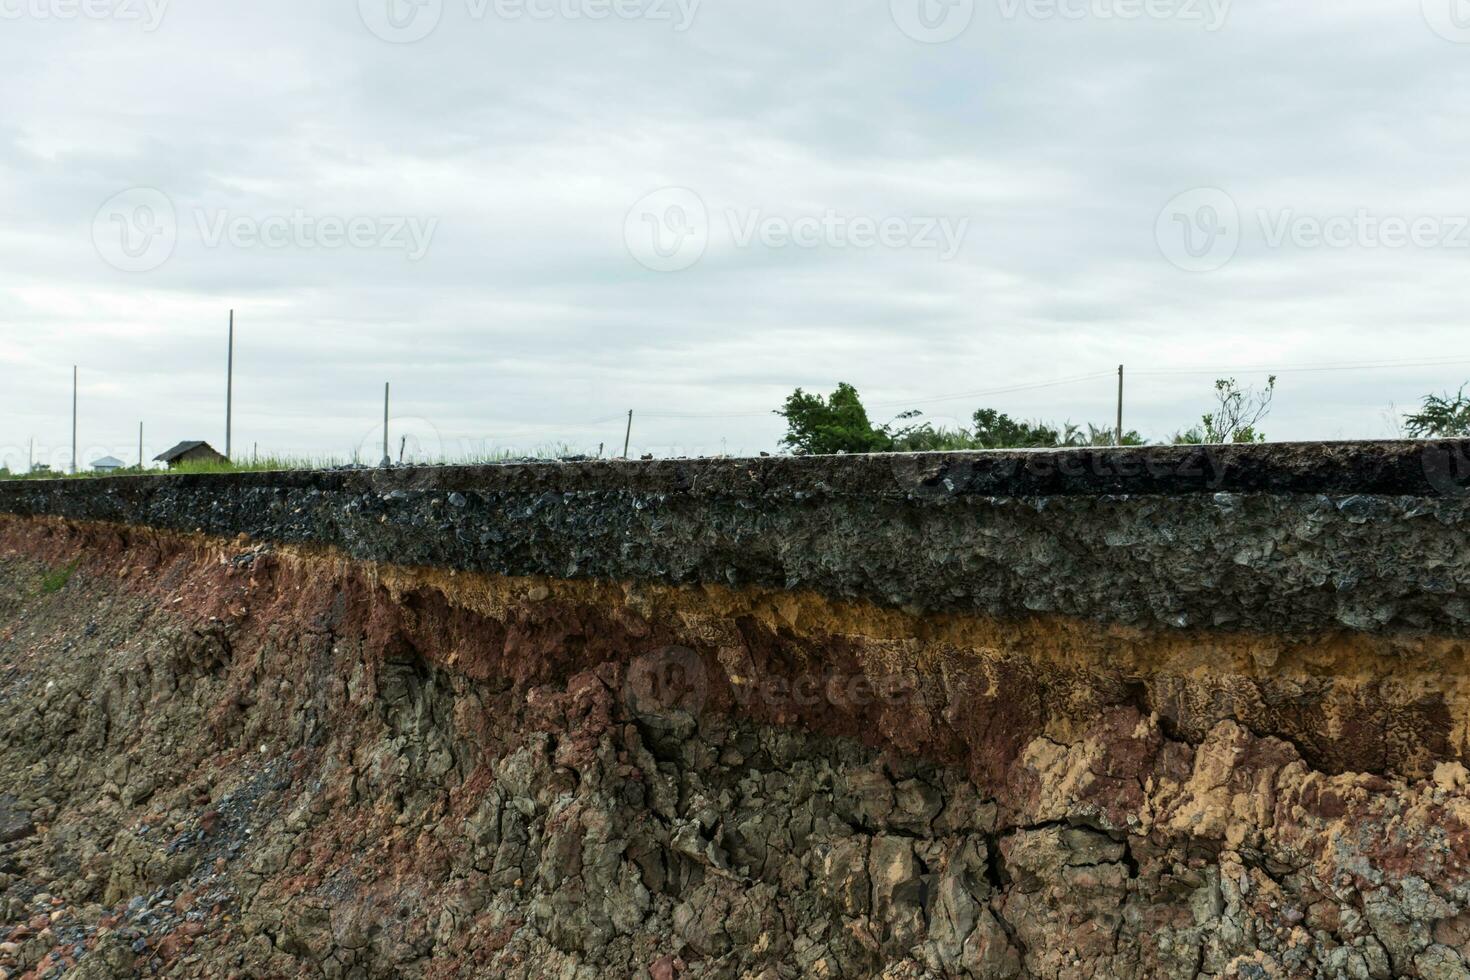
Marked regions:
[2,0,1468,469]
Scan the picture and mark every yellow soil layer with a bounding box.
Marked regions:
[5,514,1469,775]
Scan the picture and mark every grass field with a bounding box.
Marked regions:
[0,445,584,481]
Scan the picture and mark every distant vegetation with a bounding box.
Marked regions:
[1,455,342,481]
[1404,385,1470,438]
[775,375,1470,455]
[1172,376,1277,445]
[0,455,331,482]
[0,447,580,482]
[775,383,1146,456]
[775,384,893,456]
[4,380,1470,474]
[776,384,1153,455]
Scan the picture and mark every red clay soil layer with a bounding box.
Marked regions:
[2,516,1470,977]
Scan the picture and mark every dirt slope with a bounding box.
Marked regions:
[2,517,1470,978]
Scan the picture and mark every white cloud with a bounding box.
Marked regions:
[1,0,1468,470]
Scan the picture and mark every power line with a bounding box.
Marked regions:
[1134,355,1470,377]
[866,371,1116,409]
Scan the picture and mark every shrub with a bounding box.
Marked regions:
[1404,385,1470,438]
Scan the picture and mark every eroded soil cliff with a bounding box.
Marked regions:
[2,516,1470,978]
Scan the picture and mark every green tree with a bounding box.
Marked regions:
[1181,376,1277,444]
[970,409,1064,448]
[1081,423,1146,447]
[889,425,981,452]
[776,383,894,455]
[778,386,1151,455]
[1404,385,1470,437]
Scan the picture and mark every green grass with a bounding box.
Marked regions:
[167,454,346,475]
[0,457,332,481]
[38,561,78,595]
[0,445,592,482]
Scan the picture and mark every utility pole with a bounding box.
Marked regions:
[382,383,391,466]
[71,365,77,474]
[226,310,235,461]
[28,437,33,474]
[1116,365,1124,447]
[138,422,144,470]
[622,410,633,459]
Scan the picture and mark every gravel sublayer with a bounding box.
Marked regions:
[3,442,1469,634]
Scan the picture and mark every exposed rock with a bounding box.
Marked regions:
[0,479,1468,976]
[2,444,1469,634]
[0,796,33,845]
